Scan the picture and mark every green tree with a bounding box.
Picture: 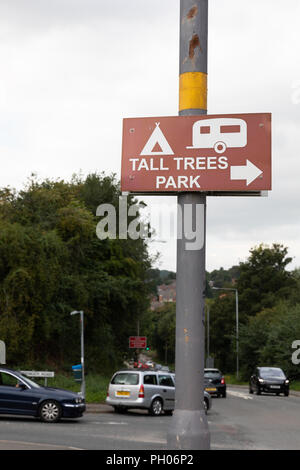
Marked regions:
[0,173,152,373]
[259,302,300,380]
[148,303,176,364]
[208,294,236,373]
[208,244,297,375]
[237,243,296,317]
[238,306,282,380]
[239,301,300,381]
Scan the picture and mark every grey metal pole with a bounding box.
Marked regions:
[167,0,210,450]
[71,310,85,399]
[207,304,210,365]
[235,290,239,380]
[80,311,85,398]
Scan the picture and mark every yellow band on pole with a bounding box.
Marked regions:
[179,72,207,112]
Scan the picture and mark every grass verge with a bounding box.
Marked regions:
[34,373,110,403]
[224,374,248,386]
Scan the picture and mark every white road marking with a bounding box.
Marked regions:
[103,421,128,425]
[227,390,253,400]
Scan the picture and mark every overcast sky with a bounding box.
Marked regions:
[0,0,299,273]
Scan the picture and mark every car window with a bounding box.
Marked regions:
[17,374,40,388]
[158,375,174,387]
[204,370,221,378]
[143,374,157,385]
[0,372,19,387]
[259,368,285,379]
[111,373,139,385]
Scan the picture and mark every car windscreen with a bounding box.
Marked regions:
[18,373,41,388]
[204,370,221,378]
[259,368,285,379]
[111,373,139,385]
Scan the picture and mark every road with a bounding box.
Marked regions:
[1,386,300,450]
[211,387,300,450]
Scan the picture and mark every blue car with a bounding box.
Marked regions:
[0,367,85,423]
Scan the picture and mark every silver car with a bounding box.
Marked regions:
[106,369,211,416]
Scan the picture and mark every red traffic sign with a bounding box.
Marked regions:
[129,336,147,349]
[121,113,271,193]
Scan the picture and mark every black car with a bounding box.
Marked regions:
[204,368,226,397]
[0,367,86,422]
[249,367,289,396]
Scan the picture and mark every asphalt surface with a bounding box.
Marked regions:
[215,386,300,450]
[1,386,300,450]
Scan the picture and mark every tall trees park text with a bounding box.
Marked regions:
[129,155,228,189]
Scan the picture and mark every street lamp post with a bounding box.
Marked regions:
[212,287,239,380]
[70,310,85,398]
[206,304,210,367]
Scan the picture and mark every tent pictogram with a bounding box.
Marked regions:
[140,122,174,156]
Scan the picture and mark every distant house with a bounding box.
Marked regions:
[150,280,176,310]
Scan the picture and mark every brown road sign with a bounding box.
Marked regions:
[121,113,271,194]
[129,336,147,349]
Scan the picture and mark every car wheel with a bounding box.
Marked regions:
[39,400,62,423]
[284,390,289,397]
[249,386,253,394]
[222,390,226,398]
[256,386,261,395]
[149,398,163,416]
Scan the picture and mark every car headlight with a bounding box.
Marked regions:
[75,397,83,404]
[258,378,264,383]
[285,379,289,384]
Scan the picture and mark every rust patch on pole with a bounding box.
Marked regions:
[189,34,202,59]
[187,6,198,19]
[184,328,189,343]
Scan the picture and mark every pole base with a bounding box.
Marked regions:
[167,409,210,450]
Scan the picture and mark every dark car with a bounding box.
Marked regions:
[204,368,226,397]
[0,367,86,422]
[249,367,289,396]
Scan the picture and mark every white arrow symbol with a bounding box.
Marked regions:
[230,160,263,186]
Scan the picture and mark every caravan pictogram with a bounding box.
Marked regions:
[186,118,247,154]
[140,122,174,156]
